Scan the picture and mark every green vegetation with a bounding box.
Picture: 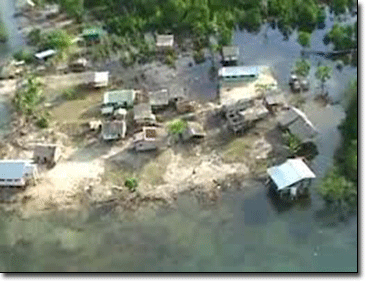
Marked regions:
[318,79,357,212]
[293,59,311,77]
[167,118,187,135]
[164,48,177,67]
[297,31,311,48]
[36,112,50,128]
[282,131,302,155]
[83,0,327,51]
[14,76,43,115]
[13,49,34,64]
[125,177,138,192]
[324,22,357,51]
[0,17,8,43]
[60,0,84,22]
[315,65,332,95]
[44,29,72,52]
[193,49,205,64]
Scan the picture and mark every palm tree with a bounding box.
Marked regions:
[315,65,332,96]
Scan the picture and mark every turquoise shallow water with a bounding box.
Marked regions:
[0,1,357,272]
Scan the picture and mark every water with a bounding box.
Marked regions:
[0,5,358,272]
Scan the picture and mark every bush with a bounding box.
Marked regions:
[13,49,34,64]
[167,119,187,135]
[62,88,77,100]
[125,177,138,192]
[0,20,8,43]
[297,31,311,48]
[193,49,205,64]
[36,115,49,128]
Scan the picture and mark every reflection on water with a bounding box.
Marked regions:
[0,186,357,272]
[0,4,358,272]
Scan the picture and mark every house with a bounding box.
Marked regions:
[182,122,206,142]
[149,89,170,111]
[0,160,38,187]
[133,103,156,126]
[156,34,174,49]
[92,71,109,88]
[267,158,316,200]
[264,90,287,112]
[69,58,87,72]
[101,120,126,140]
[176,99,195,114]
[221,46,240,66]
[238,99,269,123]
[225,99,255,133]
[278,107,318,142]
[103,89,135,109]
[133,127,159,152]
[34,49,56,62]
[113,108,127,120]
[218,66,259,82]
[33,144,61,167]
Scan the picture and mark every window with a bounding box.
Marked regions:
[0,179,4,182]
[6,179,12,182]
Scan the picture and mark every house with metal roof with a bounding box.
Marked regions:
[101,120,126,141]
[149,89,170,111]
[221,46,240,66]
[34,49,56,61]
[92,71,109,88]
[103,89,135,108]
[267,158,316,200]
[278,107,318,142]
[133,103,156,126]
[181,122,206,142]
[0,160,38,187]
[156,34,174,48]
[218,66,259,82]
[82,27,106,42]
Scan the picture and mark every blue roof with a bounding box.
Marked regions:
[219,66,259,78]
[0,160,33,179]
[267,159,316,190]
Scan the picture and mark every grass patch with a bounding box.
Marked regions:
[221,136,257,163]
[140,150,172,186]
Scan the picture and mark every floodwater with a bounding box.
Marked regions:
[0,3,358,272]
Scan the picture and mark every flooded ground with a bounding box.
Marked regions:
[0,2,358,272]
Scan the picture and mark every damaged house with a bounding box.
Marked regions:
[278,107,318,142]
[101,120,126,141]
[133,103,156,126]
[33,144,61,167]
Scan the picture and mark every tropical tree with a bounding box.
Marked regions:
[167,119,187,135]
[315,65,332,95]
[294,59,311,77]
[297,31,311,48]
[43,30,72,52]
[14,76,43,115]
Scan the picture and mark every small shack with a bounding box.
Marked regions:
[101,120,126,141]
[221,46,240,66]
[218,66,259,82]
[267,158,316,200]
[92,71,109,88]
[82,27,105,43]
[133,127,159,152]
[33,144,61,167]
[264,91,287,112]
[156,34,174,49]
[69,58,87,72]
[103,89,135,109]
[182,122,206,142]
[133,103,156,126]
[149,89,170,111]
[278,107,318,142]
[113,108,127,120]
[34,49,56,62]
[0,160,38,187]
[238,99,269,123]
